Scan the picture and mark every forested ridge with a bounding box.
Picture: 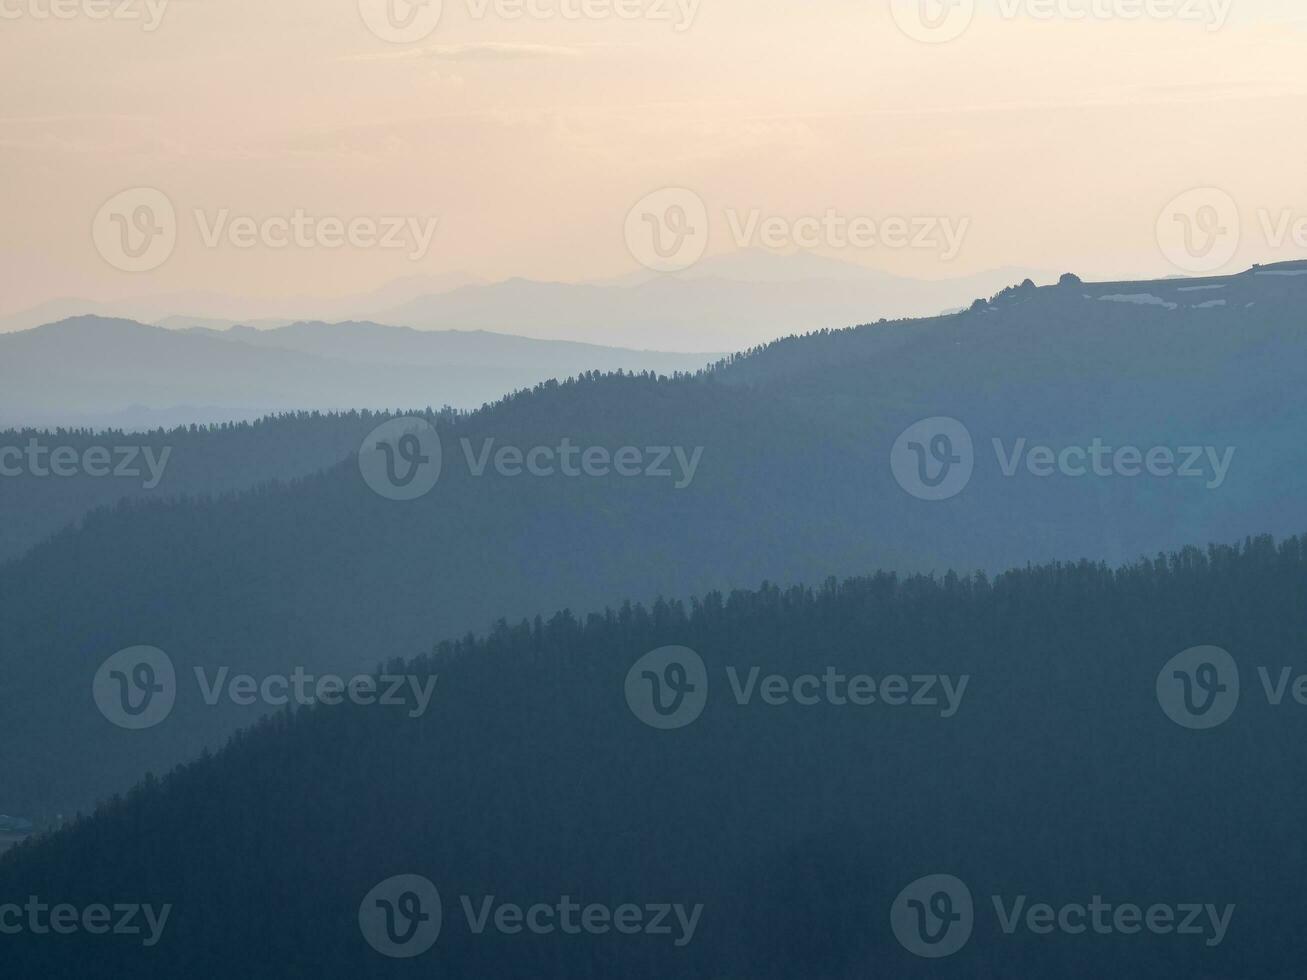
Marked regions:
[3,266,1306,818]
[3,534,1305,977]
[0,411,407,564]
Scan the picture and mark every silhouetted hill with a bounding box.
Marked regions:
[721,259,1307,384]
[0,412,403,564]
[0,252,1045,349]
[377,261,1047,352]
[2,264,1306,817]
[0,317,714,561]
[0,316,716,428]
[2,536,1303,978]
[189,319,716,374]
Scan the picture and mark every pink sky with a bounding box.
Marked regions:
[1,0,1305,318]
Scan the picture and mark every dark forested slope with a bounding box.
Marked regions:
[0,411,403,564]
[2,536,1304,978]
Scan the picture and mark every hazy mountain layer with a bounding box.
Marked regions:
[0,412,398,565]
[1,264,1305,817]
[0,316,717,428]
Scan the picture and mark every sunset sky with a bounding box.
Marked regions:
[2,0,1305,318]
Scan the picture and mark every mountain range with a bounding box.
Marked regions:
[2,261,1306,821]
[0,317,718,429]
[0,250,1049,351]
